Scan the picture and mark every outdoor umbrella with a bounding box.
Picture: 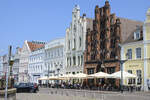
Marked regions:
[88,72,111,78]
[110,71,137,79]
[38,76,49,80]
[59,74,76,79]
[48,76,61,80]
[73,73,88,79]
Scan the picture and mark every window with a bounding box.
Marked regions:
[70,58,71,66]
[107,67,115,74]
[58,49,60,57]
[67,57,69,67]
[61,48,63,56]
[127,70,136,84]
[87,68,94,75]
[49,52,51,58]
[79,37,82,48]
[81,55,83,65]
[73,39,76,49]
[128,70,132,84]
[78,56,80,65]
[68,40,70,50]
[73,56,76,65]
[137,70,142,85]
[134,31,140,40]
[127,49,132,59]
[136,48,141,59]
[51,51,53,58]
[54,50,56,58]
[128,70,132,74]
[74,25,76,32]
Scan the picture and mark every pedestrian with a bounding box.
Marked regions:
[130,85,133,93]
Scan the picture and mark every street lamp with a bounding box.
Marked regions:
[118,44,128,93]
[5,46,13,100]
[120,59,127,93]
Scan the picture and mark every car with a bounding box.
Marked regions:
[15,82,37,93]
[28,82,39,91]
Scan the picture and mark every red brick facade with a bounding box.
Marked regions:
[84,1,121,86]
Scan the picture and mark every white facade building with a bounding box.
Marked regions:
[2,55,8,76]
[19,41,31,82]
[65,5,93,74]
[28,47,45,84]
[45,38,65,78]
[12,47,21,82]
[19,40,45,82]
[0,56,3,76]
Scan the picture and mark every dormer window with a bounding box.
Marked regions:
[134,30,140,40]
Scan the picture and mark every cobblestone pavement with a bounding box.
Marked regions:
[16,93,91,100]
[16,88,150,100]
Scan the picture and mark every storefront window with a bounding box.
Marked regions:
[128,70,132,84]
[137,70,142,85]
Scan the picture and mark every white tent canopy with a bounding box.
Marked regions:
[88,72,111,78]
[48,76,61,80]
[73,73,88,79]
[59,73,76,79]
[110,71,137,79]
[38,76,49,80]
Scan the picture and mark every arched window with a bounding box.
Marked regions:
[73,39,76,49]
[78,56,80,65]
[67,57,69,67]
[70,58,71,66]
[73,56,76,65]
[68,40,70,50]
[81,55,83,65]
[79,37,82,48]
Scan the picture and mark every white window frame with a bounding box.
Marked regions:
[134,31,140,40]
[127,49,132,60]
[135,47,141,59]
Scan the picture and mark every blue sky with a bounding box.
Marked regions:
[0,0,149,55]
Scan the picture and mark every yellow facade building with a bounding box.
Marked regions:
[121,8,150,91]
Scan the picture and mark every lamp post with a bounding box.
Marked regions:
[5,46,12,100]
[120,60,127,93]
[118,44,128,93]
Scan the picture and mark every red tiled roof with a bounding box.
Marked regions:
[27,41,45,51]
